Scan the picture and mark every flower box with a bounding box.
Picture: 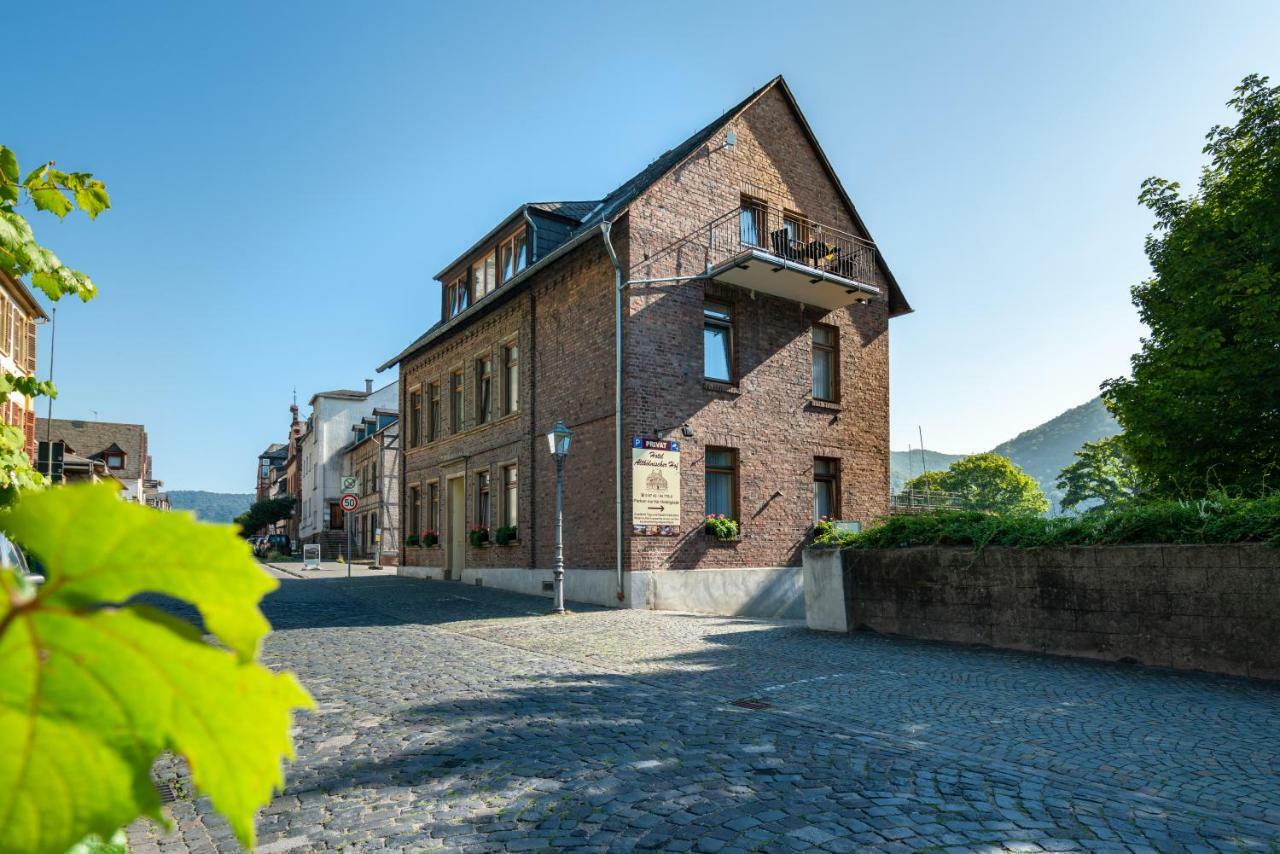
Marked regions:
[704,514,740,541]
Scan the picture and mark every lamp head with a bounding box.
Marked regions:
[546,420,573,458]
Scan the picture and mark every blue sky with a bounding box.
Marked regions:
[10,1,1279,492]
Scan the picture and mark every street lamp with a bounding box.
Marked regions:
[546,419,572,614]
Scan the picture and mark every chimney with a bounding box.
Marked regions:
[364,378,373,394]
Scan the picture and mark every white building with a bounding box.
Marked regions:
[298,379,398,556]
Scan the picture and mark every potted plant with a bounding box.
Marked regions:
[495,525,518,546]
[705,514,739,541]
[405,533,421,547]
[421,529,439,547]
[468,525,490,547]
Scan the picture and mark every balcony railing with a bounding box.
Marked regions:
[633,203,883,310]
[890,488,964,514]
[708,204,879,286]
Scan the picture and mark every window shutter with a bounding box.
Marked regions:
[24,319,36,376]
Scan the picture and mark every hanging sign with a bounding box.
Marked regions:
[631,436,681,535]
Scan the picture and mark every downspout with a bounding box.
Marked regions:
[600,221,625,602]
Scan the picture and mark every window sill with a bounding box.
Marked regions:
[412,411,521,449]
[705,533,741,545]
[703,380,741,395]
[806,399,843,413]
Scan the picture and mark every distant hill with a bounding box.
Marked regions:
[991,397,1120,511]
[892,397,1120,513]
[168,491,254,523]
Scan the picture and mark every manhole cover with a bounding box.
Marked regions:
[730,698,771,710]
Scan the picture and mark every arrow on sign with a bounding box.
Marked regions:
[647,505,665,512]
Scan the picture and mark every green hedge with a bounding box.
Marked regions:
[818,495,1280,550]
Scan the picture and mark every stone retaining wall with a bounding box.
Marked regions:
[821,544,1279,680]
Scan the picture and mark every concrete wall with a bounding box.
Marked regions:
[820,545,1280,680]
[398,565,804,618]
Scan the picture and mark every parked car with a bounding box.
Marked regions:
[0,532,41,587]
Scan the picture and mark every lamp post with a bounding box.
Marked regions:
[546,419,573,614]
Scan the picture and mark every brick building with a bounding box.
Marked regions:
[279,398,306,545]
[381,77,910,615]
[340,410,400,566]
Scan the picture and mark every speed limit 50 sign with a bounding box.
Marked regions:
[340,493,359,512]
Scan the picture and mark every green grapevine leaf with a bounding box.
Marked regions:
[74,185,111,218]
[27,186,73,218]
[0,147,17,184]
[0,484,314,853]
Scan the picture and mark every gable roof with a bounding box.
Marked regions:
[570,75,909,315]
[380,75,910,370]
[571,79,777,234]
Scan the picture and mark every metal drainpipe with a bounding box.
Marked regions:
[600,221,625,603]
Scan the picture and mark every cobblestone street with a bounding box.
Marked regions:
[130,571,1280,853]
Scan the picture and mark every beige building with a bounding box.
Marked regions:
[0,271,47,463]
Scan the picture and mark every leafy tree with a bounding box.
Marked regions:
[900,470,948,494]
[1102,75,1280,497]
[0,146,105,300]
[0,145,101,498]
[234,496,297,536]
[908,453,1049,515]
[1056,435,1144,512]
[0,146,312,852]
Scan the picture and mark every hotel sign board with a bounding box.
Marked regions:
[631,436,680,535]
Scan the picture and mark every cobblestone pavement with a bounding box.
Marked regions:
[128,573,1280,853]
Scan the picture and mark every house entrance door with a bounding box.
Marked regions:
[447,476,465,579]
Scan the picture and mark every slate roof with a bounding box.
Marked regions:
[568,80,773,234]
[527,200,600,221]
[38,418,149,482]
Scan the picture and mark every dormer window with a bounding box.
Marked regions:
[499,229,528,282]
[471,250,497,302]
[106,453,124,470]
[442,226,530,320]
[445,273,469,319]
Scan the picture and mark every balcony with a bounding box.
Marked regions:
[702,205,881,310]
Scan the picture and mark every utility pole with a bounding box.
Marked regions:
[43,307,56,476]
[918,426,930,507]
